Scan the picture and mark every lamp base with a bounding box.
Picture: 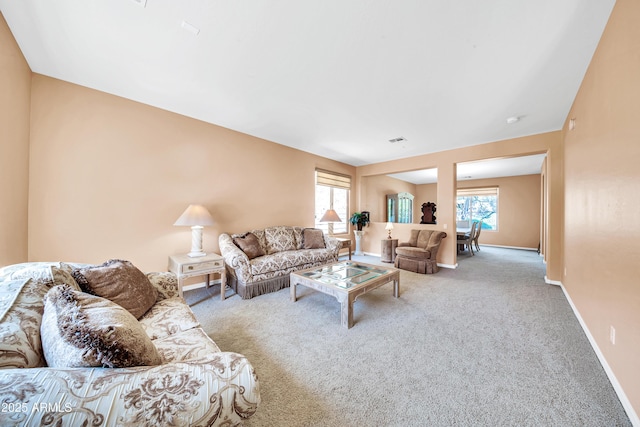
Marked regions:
[186,226,206,258]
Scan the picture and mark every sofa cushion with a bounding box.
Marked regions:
[264,226,297,254]
[41,285,161,368]
[0,262,81,291]
[153,327,221,363]
[233,232,266,260]
[72,259,158,319]
[0,278,49,369]
[250,248,335,276]
[302,228,325,249]
[138,297,201,340]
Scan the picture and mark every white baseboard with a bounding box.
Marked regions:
[438,263,457,269]
[544,275,562,286]
[480,243,538,251]
[560,284,639,426]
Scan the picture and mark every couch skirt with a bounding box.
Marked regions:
[394,257,438,274]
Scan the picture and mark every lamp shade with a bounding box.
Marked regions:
[385,222,394,231]
[173,204,215,226]
[319,209,342,223]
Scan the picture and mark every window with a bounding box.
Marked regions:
[456,187,498,230]
[315,169,350,234]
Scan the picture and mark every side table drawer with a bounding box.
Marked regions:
[181,259,224,274]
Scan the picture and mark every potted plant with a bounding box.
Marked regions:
[349,212,370,231]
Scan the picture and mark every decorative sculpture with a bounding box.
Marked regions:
[420,202,437,224]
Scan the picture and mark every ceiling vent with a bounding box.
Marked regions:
[388,137,406,144]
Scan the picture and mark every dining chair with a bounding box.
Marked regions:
[456,221,477,256]
[473,220,483,252]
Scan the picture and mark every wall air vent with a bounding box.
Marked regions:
[389,137,406,144]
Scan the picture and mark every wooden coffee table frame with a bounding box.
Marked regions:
[290,261,400,329]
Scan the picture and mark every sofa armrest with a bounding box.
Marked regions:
[0,352,260,427]
[324,235,341,258]
[146,271,180,300]
[219,233,252,283]
[425,232,447,261]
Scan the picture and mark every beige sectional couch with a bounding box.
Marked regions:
[0,261,260,427]
[219,225,341,299]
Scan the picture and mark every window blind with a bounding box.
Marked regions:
[457,187,499,197]
[316,169,351,190]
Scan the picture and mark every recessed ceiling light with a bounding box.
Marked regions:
[506,116,520,124]
[389,137,406,144]
[181,21,200,35]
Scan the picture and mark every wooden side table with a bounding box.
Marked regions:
[336,237,352,260]
[381,238,398,263]
[168,253,227,300]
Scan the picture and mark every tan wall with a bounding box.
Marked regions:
[563,0,640,417]
[415,183,437,220]
[28,75,355,272]
[458,175,540,249]
[0,13,31,266]
[361,174,417,222]
[356,132,560,271]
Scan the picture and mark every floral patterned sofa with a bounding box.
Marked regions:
[219,226,341,299]
[0,261,260,427]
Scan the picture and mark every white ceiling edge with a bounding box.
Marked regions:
[387,153,546,184]
[0,1,616,166]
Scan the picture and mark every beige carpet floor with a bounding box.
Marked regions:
[186,246,631,427]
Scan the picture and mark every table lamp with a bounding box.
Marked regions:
[385,222,394,239]
[174,204,215,257]
[320,209,342,235]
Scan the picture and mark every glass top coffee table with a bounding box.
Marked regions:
[290,261,400,329]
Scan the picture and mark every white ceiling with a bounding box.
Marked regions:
[387,153,546,185]
[0,0,615,167]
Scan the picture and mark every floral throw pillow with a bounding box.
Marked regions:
[264,226,297,254]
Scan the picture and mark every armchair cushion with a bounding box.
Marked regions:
[72,259,158,319]
[395,246,432,260]
[41,285,161,368]
[233,232,266,260]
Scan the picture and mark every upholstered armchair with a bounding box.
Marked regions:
[394,229,447,274]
